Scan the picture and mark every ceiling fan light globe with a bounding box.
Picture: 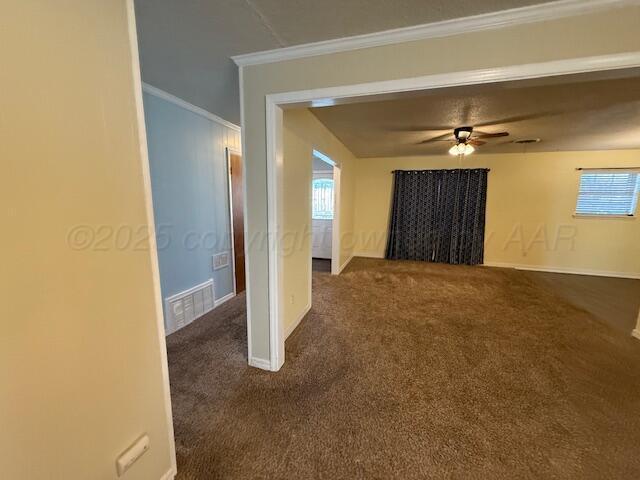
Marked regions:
[448,143,474,156]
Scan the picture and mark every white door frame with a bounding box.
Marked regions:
[331,164,342,276]
[264,51,640,371]
[312,149,341,274]
[226,147,242,297]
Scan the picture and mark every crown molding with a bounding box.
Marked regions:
[141,83,241,131]
[232,0,639,67]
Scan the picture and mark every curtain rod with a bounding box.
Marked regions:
[576,167,640,171]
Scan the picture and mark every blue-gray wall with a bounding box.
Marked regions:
[143,91,241,325]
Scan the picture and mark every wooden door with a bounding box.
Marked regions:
[229,151,246,293]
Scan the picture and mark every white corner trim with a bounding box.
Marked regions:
[632,329,640,340]
[266,100,285,372]
[238,66,255,367]
[285,301,312,339]
[337,253,355,274]
[160,468,176,480]
[142,83,241,132]
[232,0,638,66]
[215,291,236,307]
[126,0,177,475]
[482,261,640,280]
[248,356,273,371]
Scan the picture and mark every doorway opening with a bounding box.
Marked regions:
[311,150,341,275]
[263,54,640,371]
[227,148,246,294]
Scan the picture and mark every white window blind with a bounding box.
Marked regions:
[312,178,334,220]
[575,170,640,216]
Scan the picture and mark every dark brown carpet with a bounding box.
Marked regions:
[523,270,640,334]
[166,257,640,479]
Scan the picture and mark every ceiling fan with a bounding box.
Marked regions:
[419,126,509,156]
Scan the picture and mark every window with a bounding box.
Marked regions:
[312,178,334,220]
[575,170,640,217]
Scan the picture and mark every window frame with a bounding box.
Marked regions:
[574,169,640,219]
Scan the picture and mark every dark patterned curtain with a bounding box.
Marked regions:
[386,169,489,265]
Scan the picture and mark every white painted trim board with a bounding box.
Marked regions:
[238,66,260,369]
[215,291,236,307]
[353,252,385,259]
[142,83,241,132]
[160,468,176,480]
[285,302,312,339]
[267,52,640,107]
[233,0,639,66]
[351,254,640,279]
[266,99,285,372]
[483,261,640,280]
[338,253,355,274]
[126,0,177,474]
[248,357,272,370]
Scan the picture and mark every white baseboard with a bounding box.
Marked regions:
[248,356,272,370]
[285,302,312,339]
[482,261,640,279]
[160,468,176,480]
[347,257,640,279]
[215,291,236,307]
[336,253,355,274]
[632,329,640,340]
[353,251,385,259]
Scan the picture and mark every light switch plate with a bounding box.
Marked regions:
[116,434,149,476]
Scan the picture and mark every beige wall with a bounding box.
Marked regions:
[352,150,640,276]
[241,5,640,362]
[282,109,356,334]
[1,1,174,479]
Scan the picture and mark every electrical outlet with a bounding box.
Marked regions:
[290,294,295,305]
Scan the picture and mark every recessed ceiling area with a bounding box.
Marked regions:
[309,69,640,157]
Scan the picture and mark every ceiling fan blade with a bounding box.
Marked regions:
[473,131,509,139]
[475,111,560,128]
[462,104,472,124]
[391,125,454,132]
[468,139,486,146]
[417,133,454,144]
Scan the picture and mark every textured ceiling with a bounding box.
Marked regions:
[134,0,552,124]
[244,0,550,45]
[309,70,640,157]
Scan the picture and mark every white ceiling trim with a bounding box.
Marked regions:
[232,0,639,67]
[142,83,241,131]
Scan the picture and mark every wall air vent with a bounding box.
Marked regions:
[164,279,215,335]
